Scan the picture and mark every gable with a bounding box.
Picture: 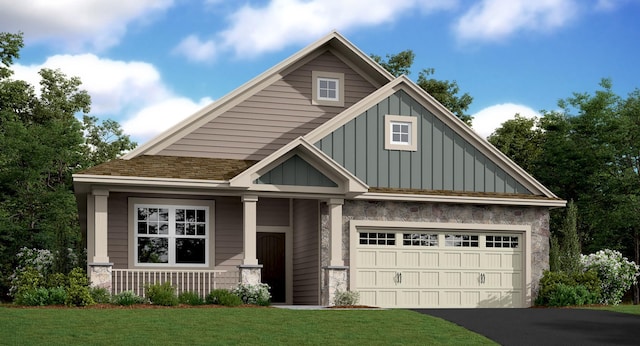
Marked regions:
[313,90,532,195]
[255,154,338,187]
[155,50,378,161]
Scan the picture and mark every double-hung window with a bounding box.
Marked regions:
[133,201,212,267]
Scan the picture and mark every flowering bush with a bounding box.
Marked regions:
[581,249,640,305]
[334,290,360,306]
[231,283,271,306]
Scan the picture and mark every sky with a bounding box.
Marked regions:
[1,0,639,144]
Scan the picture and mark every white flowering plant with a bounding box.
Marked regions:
[231,283,271,306]
[581,249,640,305]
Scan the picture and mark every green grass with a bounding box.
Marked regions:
[0,306,495,345]
[586,304,640,315]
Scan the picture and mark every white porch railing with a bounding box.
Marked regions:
[112,269,234,298]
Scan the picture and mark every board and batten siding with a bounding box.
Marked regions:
[158,51,377,161]
[314,90,531,194]
[256,155,338,187]
[292,199,320,304]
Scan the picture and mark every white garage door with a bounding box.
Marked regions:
[354,230,523,308]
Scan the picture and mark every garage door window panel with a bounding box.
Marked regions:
[486,235,519,248]
[360,232,395,245]
[445,234,479,247]
[403,233,438,246]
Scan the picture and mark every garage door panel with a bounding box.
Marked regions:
[355,231,524,308]
[443,252,461,267]
[505,272,522,289]
[402,271,420,286]
[399,251,419,267]
[442,272,461,287]
[462,272,482,287]
[357,270,377,287]
[421,272,439,287]
[462,253,481,268]
[358,250,377,266]
[377,251,397,267]
[462,291,481,306]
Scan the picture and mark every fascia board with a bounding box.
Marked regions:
[72,174,230,188]
[358,192,567,208]
[124,31,393,160]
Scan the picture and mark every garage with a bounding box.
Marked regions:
[350,223,528,308]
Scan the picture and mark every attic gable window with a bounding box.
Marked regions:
[385,115,418,151]
[318,78,338,100]
[312,71,344,107]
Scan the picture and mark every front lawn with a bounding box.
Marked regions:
[587,304,640,315]
[0,306,495,345]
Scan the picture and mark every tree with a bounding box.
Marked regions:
[371,50,474,124]
[0,32,135,298]
[487,114,544,173]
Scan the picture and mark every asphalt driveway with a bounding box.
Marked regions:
[414,308,640,345]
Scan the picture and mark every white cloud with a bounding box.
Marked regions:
[13,55,169,115]
[175,0,457,61]
[173,35,218,63]
[0,0,174,51]
[122,97,213,141]
[454,0,578,42]
[471,103,540,139]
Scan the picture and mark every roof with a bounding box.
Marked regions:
[122,30,394,160]
[77,155,257,181]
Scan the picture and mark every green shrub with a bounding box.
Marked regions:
[48,287,68,305]
[145,282,178,306]
[90,287,112,304]
[334,290,360,306]
[536,270,601,306]
[15,287,50,306]
[178,291,204,305]
[46,273,68,289]
[11,266,43,300]
[65,268,94,307]
[112,291,146,306]
[206,289,242,306]
[547,284,596,306]
[231,283,271,306]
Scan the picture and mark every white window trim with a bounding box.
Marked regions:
[312,71,344,107]
[128,198,215,268]
[384,114,418,151]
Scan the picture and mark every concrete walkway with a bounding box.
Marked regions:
[414,308,640,346]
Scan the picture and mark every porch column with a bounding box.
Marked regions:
[328,198,344,266]
[88,189,112,290]
[239,195,262,284]
[322,198,348,305]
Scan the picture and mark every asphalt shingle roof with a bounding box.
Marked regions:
[76,155,258,181]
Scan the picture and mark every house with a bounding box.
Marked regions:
[72,31,565,308]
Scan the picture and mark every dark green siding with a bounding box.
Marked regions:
[314,90,531,194]
[255,155,337,187]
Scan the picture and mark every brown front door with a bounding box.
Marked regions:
[257,232,286,303]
